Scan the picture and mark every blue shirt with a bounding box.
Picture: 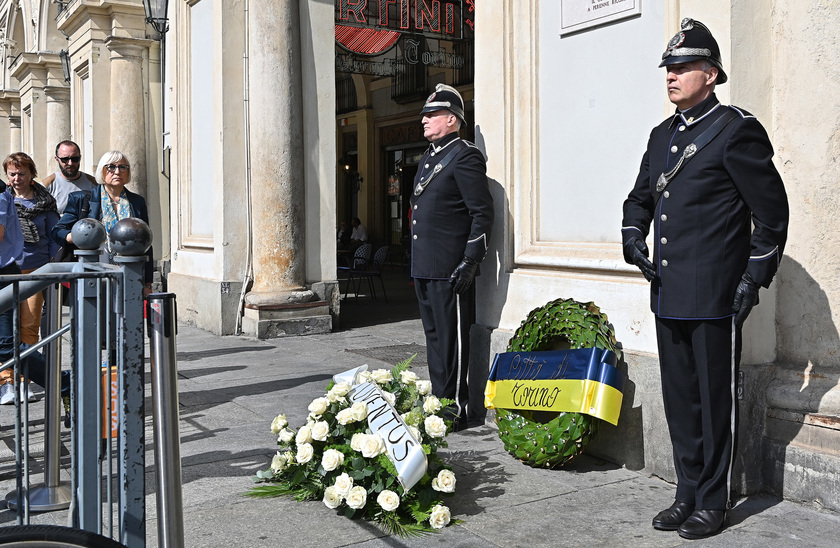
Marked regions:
[0,188,23,268]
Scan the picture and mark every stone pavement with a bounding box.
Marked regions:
[1,287,840,546]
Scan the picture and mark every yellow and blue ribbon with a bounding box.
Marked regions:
[484,347,626,425]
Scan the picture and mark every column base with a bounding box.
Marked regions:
[242,290,332,338]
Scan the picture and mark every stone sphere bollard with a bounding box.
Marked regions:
[109,218,153,256]
[70,218,108,250]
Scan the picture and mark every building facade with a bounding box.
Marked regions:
[1,0,838,511]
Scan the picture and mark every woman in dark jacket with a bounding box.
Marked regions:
[52,150,153,285]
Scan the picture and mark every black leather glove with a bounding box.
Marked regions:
[732,272,760,328]
[449,256,479,294]
[622,237,657,282]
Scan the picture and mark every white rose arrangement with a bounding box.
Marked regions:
[250,356,460,537]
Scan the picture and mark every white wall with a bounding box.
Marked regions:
[538,2,664,243]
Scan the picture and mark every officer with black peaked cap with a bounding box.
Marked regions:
[622,18,788,539]
[411,83,494,430]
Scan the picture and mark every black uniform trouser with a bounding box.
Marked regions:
[414,278,475,423]
[655,316,740,511]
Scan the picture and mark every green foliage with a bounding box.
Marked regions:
[496,298,619,469]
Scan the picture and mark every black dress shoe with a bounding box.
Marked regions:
[678,509,727,539]
[652,501,694,530]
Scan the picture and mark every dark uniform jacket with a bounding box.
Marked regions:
[622,94,788,319]
[410,132,494,279]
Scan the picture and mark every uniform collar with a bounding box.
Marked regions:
[670,93,721,128]
[429,132,461,155]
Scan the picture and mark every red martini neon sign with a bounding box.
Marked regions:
[336,0,472,55]
[338,0,460,35]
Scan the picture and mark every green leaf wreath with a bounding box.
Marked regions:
[247,356,460,537]
[495,298,621,468]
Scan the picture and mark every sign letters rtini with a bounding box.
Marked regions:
[338,0,462,38]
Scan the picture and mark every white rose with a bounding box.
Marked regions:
[429,504,451,529]
[376,489,400,512]
[381,391,396,406]
[333,472,354,496]
[270,414,288,434]
[295,424,312,445]
[357,371,372,383]
[270,451,288,473]
[424,415,447,438]
[311,421,330,441]
[323,486,342,509]
[295,443,314,464]
[350,433,367,452]
[423,395,442,414]
[330,382,352,397]
[416,380,432,396]
[432,469,456,493]
[350,401,368,421]
[326,390,347,404]
[345,485,368,509]
[399,370,419,385]
[277,428,295,444]
[335,408,355,425]
[308,397,330,416]
[361,434,386,458]
[321,448,345,472]
[371,369,392,385]
[408,425,422,442]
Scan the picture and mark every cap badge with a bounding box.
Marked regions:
[667,32,686,50]
[426,92,437,103]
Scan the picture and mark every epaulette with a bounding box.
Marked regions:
[727,105,754,119]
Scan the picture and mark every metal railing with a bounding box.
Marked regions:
[0,219,184,548]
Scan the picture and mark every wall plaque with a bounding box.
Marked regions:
[560,0,640,36]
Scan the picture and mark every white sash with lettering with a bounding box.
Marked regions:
[333,365,428,491]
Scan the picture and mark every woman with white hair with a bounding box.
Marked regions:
[51,150,153,285]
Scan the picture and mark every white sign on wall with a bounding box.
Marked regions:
[560,0,641,36]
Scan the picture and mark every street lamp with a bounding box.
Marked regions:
[143,0,171,179]
[59,49,71,83]
[143,0,170,36]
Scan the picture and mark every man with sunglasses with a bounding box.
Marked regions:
[41,140,96,214]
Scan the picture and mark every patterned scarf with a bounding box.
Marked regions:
[100,188,132,233]
[14,183,58,244]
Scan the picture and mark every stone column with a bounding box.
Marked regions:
[8,115,21,153]
[242,0,330,337]
[104,37,151,198]
[44,86,71,161]
[247,0,305,298]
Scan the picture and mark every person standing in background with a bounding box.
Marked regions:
[41,140,96,215]
[0,153,58,404]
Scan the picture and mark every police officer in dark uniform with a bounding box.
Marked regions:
[622,19,788,539]
[411,84,494,430]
